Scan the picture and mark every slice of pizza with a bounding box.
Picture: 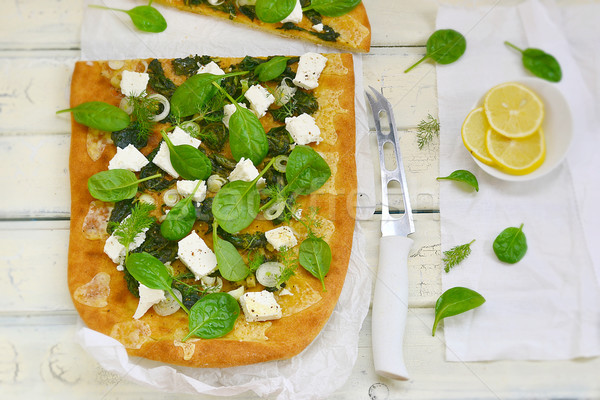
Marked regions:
[66,52,357,367]
[154,0,371,53]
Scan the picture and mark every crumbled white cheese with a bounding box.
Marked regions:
[281,0,303,24]
[244,84,275,118]
[279,288,293,296]
[312,23,324,32]
[103,218,149,268]
[153,126,202,178]
[285,113,322,145]
[176,180,207,203]
[222,102,248,129]
[133,283,166,319]
[239,290,282,322]
[265,226,298,251]
[177,231,218,280]
[293,52,328,90]
[120,70,149,97]
[197,61,225,75]
[108,144,149,171]
[228,157,259,182]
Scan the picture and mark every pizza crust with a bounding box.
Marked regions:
[155,0,371,52]
[67,54,357,368]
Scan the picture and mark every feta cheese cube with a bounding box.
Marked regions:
[176,180,207,203]
[153,126,202,178]
[103,220,149,268]
[239,291,282,322]
[177,231,218,280]
[312,23,324,33]
[293,53,328,90]
[120,70,149,97]
[281,0,303,24]
[265,226,297,251]
[228,157,259,182]
[108,144,149,172]
[222,102,248,129]
[244,84,275,118]
[285,113,322,145]
[197,61,225,76]
[132,283,166,319]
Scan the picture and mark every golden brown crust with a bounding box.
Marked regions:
[68,54,357,368]
[155,0,371,53]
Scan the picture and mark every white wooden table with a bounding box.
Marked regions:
[1,0,599,398]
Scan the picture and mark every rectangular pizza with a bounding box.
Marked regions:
[66,52,357,367]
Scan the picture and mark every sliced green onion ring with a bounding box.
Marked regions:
[207,174,228,193]
[152,288,182,316]
[263,200,285,220]
[180,121,201,137]
[163,188,180,207]
[273,155,288,173]
[138,193,156,205]
[119,97,134,115]
[148,93,170,122]
[255,262,285,288]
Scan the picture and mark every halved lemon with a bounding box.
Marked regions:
[484,82,544,138]
[461,107,495,166]
[486,128,546,175]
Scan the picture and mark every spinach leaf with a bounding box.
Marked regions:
[432,287,485,336]
[125,252,189,313]
[148,59,177,98]
[254,56,289,81]
[228,104,269,165]
[285,145,331,195]
[89,4,167,33]
[88,169,161,202]
[306,0,362,17]
[255,0,296,23]
[160,131,212,180]
[184,293,239,340]
[505,41,562,83]
[299,237,331,291]
[160,181,202,241]
[213,222,250,281]
[437,169,479,192]
[405,29,467,73]
[57,101,130,132]
[493,223,527,264]
[212,180,261,234]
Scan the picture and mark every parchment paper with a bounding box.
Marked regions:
[76,1,375,398]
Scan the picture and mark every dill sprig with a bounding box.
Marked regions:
[276,247,298,286]
[416,114,440,149]
[442,239,475,273]
[113,202,155,250]
[127,94,160,140]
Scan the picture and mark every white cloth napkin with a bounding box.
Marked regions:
[437,0,600,361]
[77,1,374,398]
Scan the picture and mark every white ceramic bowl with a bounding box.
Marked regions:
[470,77,573,182]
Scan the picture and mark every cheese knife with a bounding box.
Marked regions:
[366,86,415,381]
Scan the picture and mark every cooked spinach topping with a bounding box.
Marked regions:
[111,122,148,149]
[209,153,238,176]
[271,89,319,122]
[238,5,256,20]
[217,228,267,250]
[132,223,179,263]
[139,145,175,192]
[148,59,177,98]
[172,55,213,76]
[198,122,229,152]
[123,267,140,297]
[195,196,214,224]
[278,22,340,42]
[266,125,293,156]
[107,198,135,234]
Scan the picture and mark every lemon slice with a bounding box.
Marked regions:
[461,107,495,165]
[486,128,546,175]
[484,82,544,138]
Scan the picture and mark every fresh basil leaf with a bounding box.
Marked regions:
[254,56,289,81]
[285,145,331,195]
[214,236,250,281]
[493,223,527,264]
[186,293,239,339]
[437,169,479,192]
[126,5,167,33]
[212,180,260,233]
[57,101,130,132]
[228,105,269,165]
[255,0,296,23]
[309,0,362,17]
[405,29,466,73]
[505,42,562,83]
[87,169,139,202]
[432,287,485,336]
[299,237,331,291]
[161,131,212,180]
[160,198,196,241]
[125,252,173,292]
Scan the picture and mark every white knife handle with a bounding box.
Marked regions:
[372,235,413,380]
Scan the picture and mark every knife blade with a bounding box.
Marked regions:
[366,86,415,381]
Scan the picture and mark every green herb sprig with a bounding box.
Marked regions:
[442,240,475,273]
[416,114,440,149]
[112,202,155,251]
